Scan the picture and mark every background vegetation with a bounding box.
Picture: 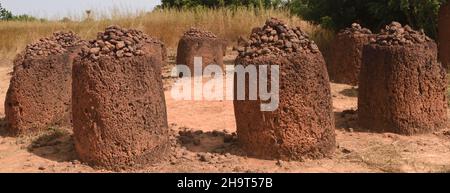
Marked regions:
[290,0,447,38]
[1,0,449,64]
[158,0,287,9]
[0,6,332,64]
[0,3,39,21]
[159,0,448,38]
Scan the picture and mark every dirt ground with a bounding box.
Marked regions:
[1,51,450,173]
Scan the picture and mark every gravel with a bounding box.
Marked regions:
[371,21,432,46]
[236,17,320,59]
[339,23,372,36]
[23,38,66,58]
[52,31,83,48]
[80,25,164,60]
[23,31,83,59]
[182,27,217,38]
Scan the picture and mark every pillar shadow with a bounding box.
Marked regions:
[26,127,78,163]
[334,109,378,133]
[1,117,78,162]
[175,127,246,157]
[339,87,358,98]
[334,109,358,131]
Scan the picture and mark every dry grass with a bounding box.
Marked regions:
[0,8,334,65]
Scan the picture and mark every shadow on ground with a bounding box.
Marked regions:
[334,109,384,133]
[339,87,358,98]
[0,117,78,163]
[26,127,78,163]
[176,127,246,156]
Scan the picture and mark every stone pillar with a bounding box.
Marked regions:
[329,23,373,85]
[176,27,225,73]
[234,18,335,160]
[359,22,447,135]
[72,26,169,170]
[5,32,82,136]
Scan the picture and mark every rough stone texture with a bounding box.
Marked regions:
[328,23,373,85]
[176,27,225,72]
[73,27,169,170]
[234,18,335,160]
[4,32,82,136]
[359,24,447,135]
[371,21,431,46]
[53,31,83,48]
[439,3,450,69]
[82,25,166,63]
[182,27,217,38]
[235,18,320,59]
[53,31,86,65]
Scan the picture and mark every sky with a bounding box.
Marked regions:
[1,0,161,19]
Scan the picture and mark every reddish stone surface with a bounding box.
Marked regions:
[176,28,225,72]
[5,54,73,136]
[234,53,335,160]
[439,3,450,69]
[328,24,372,85]
[359,42,447,135]
[4,32,82,136]
[72,26,169,170]
[233,19,335,160]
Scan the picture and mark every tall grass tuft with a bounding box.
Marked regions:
[0,7,333,65]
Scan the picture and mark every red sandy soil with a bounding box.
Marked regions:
[0,51,450,173]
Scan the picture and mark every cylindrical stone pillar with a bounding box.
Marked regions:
[176,27,225,73]
[72,26,169,170]
[359,22,447,135]
[234,18,335,161]
[328,23,373,85]
[5,32,82,136]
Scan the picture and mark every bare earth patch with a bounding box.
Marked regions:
[0,50,450,173]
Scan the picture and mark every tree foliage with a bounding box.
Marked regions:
[0,2,38,21]
[289,0,447,38]
[160,0,287,9]
[0,3,13,20]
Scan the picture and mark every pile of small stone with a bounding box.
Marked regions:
[183,27,217,38]
[339,23,372,35]
[236,18,320,58]
[22,31,84,59]
[371,21,432,46]
[23,37,66,58]
[82,25,160,60]
[53,31,83,48]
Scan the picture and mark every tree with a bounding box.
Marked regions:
[289,0,446,38]
[1,3,38,21]
[0,3,13,20]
